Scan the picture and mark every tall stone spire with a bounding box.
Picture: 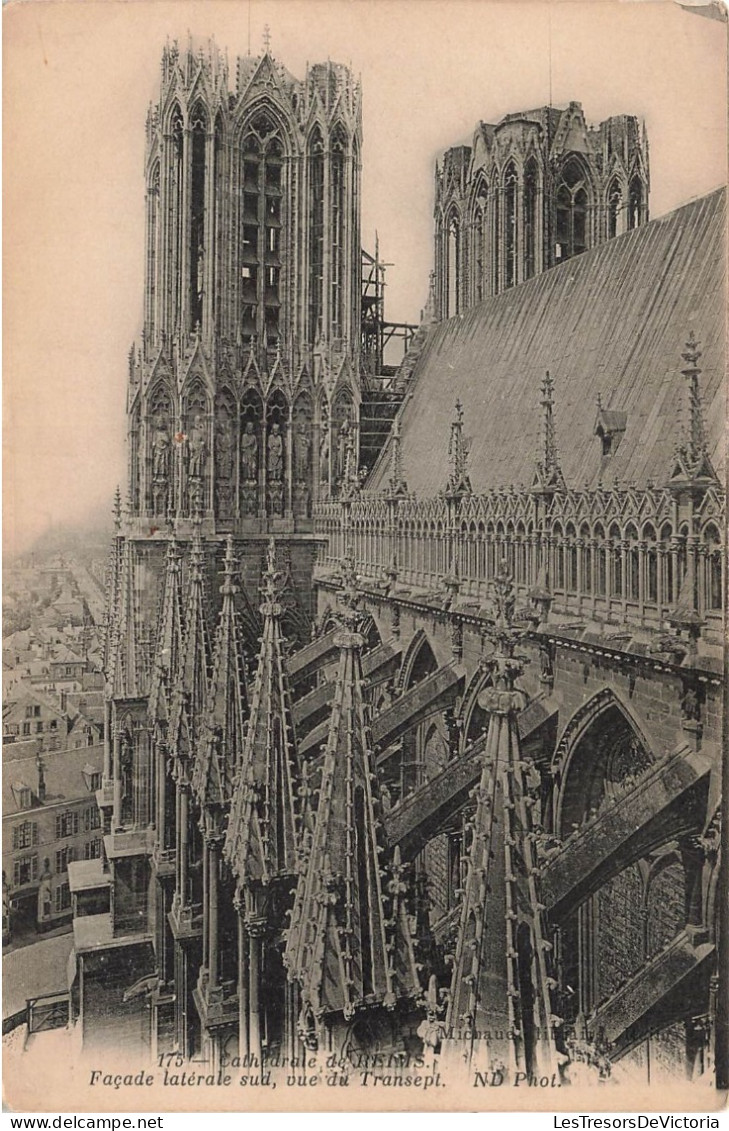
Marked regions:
[532,371,566,494]
[169,519,212,766]
[284,556,420,1036]
[224,537,300,892]
[445,399,472,497]
[338,427,361,501]
[113,536,142,699]
[103,496,125,692]
[191,535,249,817]
[669,334,718,490]
[148,538,185,726]
[386,417,408,497]
[444,561,562,1079]
[224,538,302,1065]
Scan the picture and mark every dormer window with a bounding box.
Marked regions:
[13,783,33,810]
[595,399,627,459]
[83,764,102,792]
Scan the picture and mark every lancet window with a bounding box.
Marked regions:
[308,130,325,341]
[330,127,347,338]
[504,163,519,290]
[446,208,461,318]
[555,158,589,263]
[523,159,539,280]
[240,112,285,347]
[189,104,207,331]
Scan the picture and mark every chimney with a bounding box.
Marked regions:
[36,755,46,803]
[60,690,67,713]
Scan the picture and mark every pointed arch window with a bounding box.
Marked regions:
[492,188,501,296]
[213,116,225,333]
[308,130,325,341]
[504,163,519,290]
[523,160,539,280]
[146,162,160,336]
[703,524,723,612]
[628,176,643,230]
[241,112,286,347]
[472,179,489,303]
[189,104,208,332]
[555,159,589,263]
[644,525,658,605]
[170,107,184,328]
[446,208,460,317]
[607,181,623,239]
[660,524,675,606]
[565,524,578,593]
[626,525,640,601]
[580,524,592,595]
[330,128,347,338]
[552,525,565,590]
[595,525,607,596]
[610,524,623,598]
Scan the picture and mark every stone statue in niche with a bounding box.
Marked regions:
[294,421,312,517]
[151,420,170,514]
[295,422,311,480]
[267,422,285,516]
[216,418,234,479]
[187,415,207,479]
[319,424,330,491]
[152,422,171,479]
[215,417,234,516]
[267,422,284,481]
[241,420,259,483]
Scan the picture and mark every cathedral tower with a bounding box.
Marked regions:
[129,37,363,525]
[434,102,649,317]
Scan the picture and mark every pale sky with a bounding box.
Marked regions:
[4,0,727,555]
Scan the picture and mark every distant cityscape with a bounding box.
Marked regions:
[3,531,110,946]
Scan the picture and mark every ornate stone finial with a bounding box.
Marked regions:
[334,548,363,635]
[387,418,408,496]
[113,486,122,531]
[221,534,238,597]
[381,553,399,596]
[532,370,566,494]
[260,537,282,617]
[445,399,472,496]
[339,428,361,501]
[668,333,718,491]
[263,23,271,53]
[492,558,516,631]
[682,333,705,465]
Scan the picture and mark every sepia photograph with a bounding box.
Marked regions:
[2,0,727,1114]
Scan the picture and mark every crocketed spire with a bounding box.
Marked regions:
[191,535,249,816]
[169,520,212,768]
[284,555,420,1024]
[148,537,185,726]
[224,538,300,891]
[112,535,144,699]
[668,334,718,490]
[532,370,566,494]
[444,562,562,1079]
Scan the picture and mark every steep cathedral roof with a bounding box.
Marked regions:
[224,539,300,892]
[369,189,726,496]
[284,562,420,1020]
